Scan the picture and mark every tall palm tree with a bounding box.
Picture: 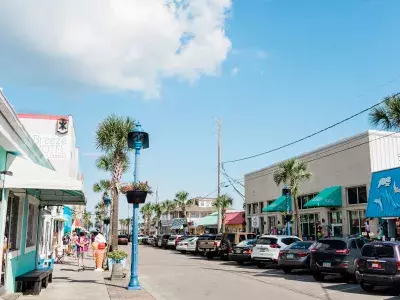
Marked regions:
[82,210,92,230]
[213,194,233,233]
[95,115,135,250]
[369,93,400,130]
[174,191,193,220]
[125,218,132,236]
[94,201,107,232]
[273,158,312,239]
[152,203,163,235]
[140,203,153,235]
[119,219,125,234]
[161,200,176,220]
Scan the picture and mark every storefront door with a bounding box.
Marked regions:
[328,211,343,237]
[301,213,319,241]
[331,224,343,237]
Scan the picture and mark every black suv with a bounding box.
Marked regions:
[161,234,171,249]
[310,237,368,282]
[356,241,400,293]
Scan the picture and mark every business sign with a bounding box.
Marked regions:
[251,216,259,228]
[32,134,70,160]
[56,118,69,134]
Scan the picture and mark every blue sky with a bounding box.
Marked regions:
[0,0,399,218]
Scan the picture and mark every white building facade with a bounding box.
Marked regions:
[245,130,400,239]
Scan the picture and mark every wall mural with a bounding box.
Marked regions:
[367,168,400,218]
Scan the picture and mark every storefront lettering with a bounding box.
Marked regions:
[32,134,70,160]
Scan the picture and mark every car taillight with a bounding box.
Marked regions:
[244,249,252,254]
[297,252,308,257]
[214,241,218,247]
[335,249,350,255]
[311,248,317,252]
[229,247,233,253]
[279,251,286,257]
[270,244,281,249]
[339,263,348,268]
[355,258,360,269]
[396,261,400,272]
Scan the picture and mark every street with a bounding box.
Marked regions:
[127,245,400,300]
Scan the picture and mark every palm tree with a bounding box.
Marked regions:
[152,203,163,235]
[369,93,400,130]
[119,219,125,234]
[174,191,193,220]
[213,194,233,233]
[125,218,131,236]
[161,200,176,219]
[140,203,153,235]
[273,158,312,239]
[94,201,107,232]
[82,210,92,230]
[95,115,135,250]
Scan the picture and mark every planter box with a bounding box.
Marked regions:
[108,257,127,273]
[125,191,148,204]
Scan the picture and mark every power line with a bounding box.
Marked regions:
[230,130,400,184]
[223,91,400,164]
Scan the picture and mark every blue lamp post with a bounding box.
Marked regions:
[126,121,149,290]
[282,185,291,236]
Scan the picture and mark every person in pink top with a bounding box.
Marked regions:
[76,232,89,271]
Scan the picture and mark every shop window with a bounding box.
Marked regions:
[259,202,264,213]
[26,203,38,248]
[247,204,251,215]
[6,195,21,251]
[300,213,319,240]
[328,212,343,224]
[348,210,366,235]
[298,193,318,209]
[252,203,258,215]
[347,186,367,205]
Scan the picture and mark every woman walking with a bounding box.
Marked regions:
[76,232,89,271]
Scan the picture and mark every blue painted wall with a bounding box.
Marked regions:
[64,206,73,233]
[367,167,400,218]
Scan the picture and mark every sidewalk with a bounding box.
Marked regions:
[14,254,153,300]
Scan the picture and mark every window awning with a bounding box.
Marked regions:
[170,218,187,230]
[304,186,342,208]
[197,212,218,226]
[4,155,86,205]
[263,195,292,212]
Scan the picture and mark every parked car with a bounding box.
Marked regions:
[176,237,196,253]
[153,235,162,247]
[186,237,200,253]
[310,237,368,282]
[161,234,171,249]
[196,234,216,254]
[219,233,256,260]
[167,235,183,249]
[252,235,301,268]
[228,239,257,265]
[356,241,400,292]
[147,236,155,246]
[118,234,129,245]
[278,241,315,273]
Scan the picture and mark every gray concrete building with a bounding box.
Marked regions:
[244,130,400,240]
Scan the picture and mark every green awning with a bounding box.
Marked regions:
[263,195,292,212]
[197,212,218,226]
[304,186,342,208]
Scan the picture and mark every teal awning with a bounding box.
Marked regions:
[304,186,342,208]
[170,218,187,230]
[197,212,218,226]
[263,195,292,212]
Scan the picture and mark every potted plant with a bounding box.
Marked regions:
[120,181,152,204]
[108,250,128,273]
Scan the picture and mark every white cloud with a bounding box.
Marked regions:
[0,0,232,98]
[256,50,267,59]
[231,67,239,76]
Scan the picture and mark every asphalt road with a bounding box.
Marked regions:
[122,245,400,300]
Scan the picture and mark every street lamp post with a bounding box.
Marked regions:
[127,121,149,291]
[103,196,111,241]
[282,185,291,236]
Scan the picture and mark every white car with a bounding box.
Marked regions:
[251,235,301,268]
[176,237,196,253]
[167,235,182,249]
[186,237,199,253]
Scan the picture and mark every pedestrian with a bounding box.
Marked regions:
[71,232,78,259]
[76,232,89,271]
[93,231,107,271]
[62,234,70,255]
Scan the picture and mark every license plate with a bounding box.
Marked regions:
[260,249,266,253]
[372,262,382,269]
[286,254,295,259]
[235,249,241,254]
[323,262,331,268]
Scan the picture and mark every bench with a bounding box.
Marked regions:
[15,269,53,295]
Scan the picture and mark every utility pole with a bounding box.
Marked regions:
[217,118,222,233]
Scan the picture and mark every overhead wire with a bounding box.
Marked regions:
[223,91,400,164]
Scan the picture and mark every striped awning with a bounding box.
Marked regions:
[170,218,187,230]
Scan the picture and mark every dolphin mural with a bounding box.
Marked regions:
[378,177,391,188]
[374,198,384,212]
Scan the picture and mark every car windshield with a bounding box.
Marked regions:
[362,244,395,258]
[256,237,278,245]
[287,241,314,250]
[237,239,256,247]
[168,236,176,241]
[316,239,347,250]
[281,238,301,245]
[198,235,215,241]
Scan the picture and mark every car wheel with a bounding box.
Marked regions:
[282,268,292,274]
[237,261,244,266]
[342,273,357,283]
[360,282,374,293]
[257,263,265,268]
[313,272,325,282]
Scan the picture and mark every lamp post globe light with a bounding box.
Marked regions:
[282,185,291,236]
[126,121,149,290]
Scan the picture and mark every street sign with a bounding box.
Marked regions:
[251,216,259,228]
